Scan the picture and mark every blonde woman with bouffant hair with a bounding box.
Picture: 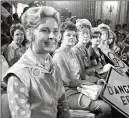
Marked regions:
[22,6,61,43]
[4,6,71,118]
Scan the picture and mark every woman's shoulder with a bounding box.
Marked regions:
[54,47,69,55]
[54,47,62,53]
[4,63,30,86]
[88,46,95,56]
[53,48,64,61]
[7,43,13,49]
[72,45,82,54]
[72,45,78,51]
[4,43,15,55]
[88,46,93,52]
[7,42,17,50]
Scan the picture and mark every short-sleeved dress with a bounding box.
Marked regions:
[4,48,71,118]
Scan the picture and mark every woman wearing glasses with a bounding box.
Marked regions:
[4,6,71,118]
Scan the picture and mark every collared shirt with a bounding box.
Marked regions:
[4,41,26,67]
[4,48,71,118]
[72,43,91,71]
[72,43,100,81]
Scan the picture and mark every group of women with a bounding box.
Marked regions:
[2,5,128,118]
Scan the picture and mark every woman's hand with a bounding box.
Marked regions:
[114,46,120,53]
[81,81,94,86]
[97,79,106,85]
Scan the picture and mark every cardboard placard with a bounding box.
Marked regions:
[101,68,129,118]
[121,46,129,63]
[101,47,129,73]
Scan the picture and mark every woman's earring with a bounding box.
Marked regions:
[57,33,61,42]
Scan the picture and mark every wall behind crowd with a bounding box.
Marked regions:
[46,1,129,30]
[1,1,129,28]
[47,1,96,22]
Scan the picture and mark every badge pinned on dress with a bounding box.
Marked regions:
[32,67,41,77]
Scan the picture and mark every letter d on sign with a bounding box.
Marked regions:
[107,86,114,95]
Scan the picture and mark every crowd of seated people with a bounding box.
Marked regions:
[1,2,129,118]
[53,21,112,118]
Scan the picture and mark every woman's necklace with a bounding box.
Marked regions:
[31,49,51,71]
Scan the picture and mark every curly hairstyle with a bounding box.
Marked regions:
[91,27,102,39]
[76,19,92,33]
[60,21,77,42]
[10,23,26,46]
[60,21,77,34]
[98,23,110,38]
[10,23,25,37]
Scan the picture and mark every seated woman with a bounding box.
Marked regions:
[98,23,110,49]
[98,24,120,55]
[89,28,108,77]
[90,28,106,66]
[72,19,93,76]
[108,30,121,57]
[4,23,26,67]
[53,21,111,118]
[4,6,71,118]
[97,24,117,65]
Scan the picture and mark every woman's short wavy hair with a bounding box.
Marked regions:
[98,23,110,38]
[21,6,60,30]
[10,23,25,37]
[76,19,92,33]
[60,21,77,42]
[60,21,77,34]
[91,27,102,39]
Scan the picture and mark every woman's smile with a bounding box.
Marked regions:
[44,41,56,46]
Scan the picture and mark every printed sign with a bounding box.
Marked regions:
[121,46,129,66]
[101,68,129,118]
[101,47,129,73]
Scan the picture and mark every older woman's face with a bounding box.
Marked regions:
[62,30,76,47]
[13,29,24,46]
[78,27,91,44]
[32,17,60,53]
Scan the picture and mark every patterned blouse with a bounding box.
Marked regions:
[4,48,71,118]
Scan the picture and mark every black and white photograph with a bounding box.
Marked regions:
[1,1,129,118]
